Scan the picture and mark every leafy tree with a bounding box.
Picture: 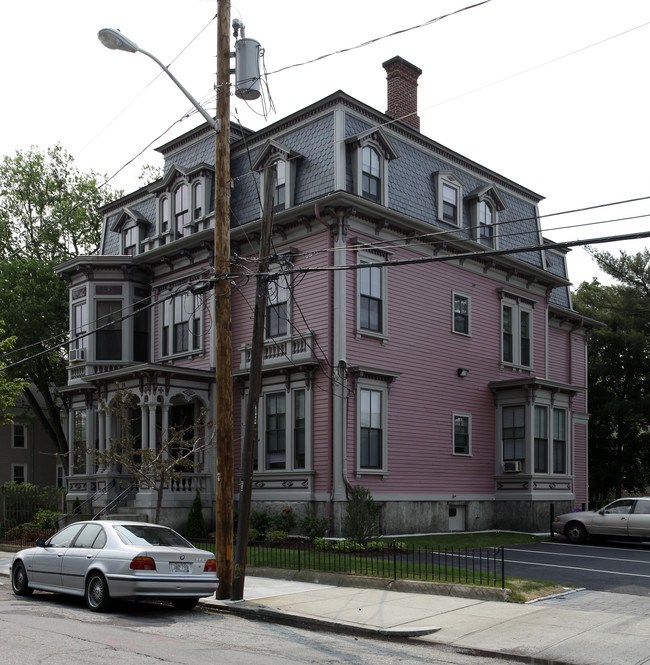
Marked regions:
[92,387,210,524]
[343,485,380,545]
[0,145,120,459]
[573,248,650,502]
[0,322,28,425]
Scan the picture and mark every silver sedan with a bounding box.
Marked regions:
[552,497,650,544]
[11,520,218,612]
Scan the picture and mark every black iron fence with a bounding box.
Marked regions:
[0,525,55,549]
[193,540,505,589]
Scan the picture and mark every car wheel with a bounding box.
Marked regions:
[11,562,33,596]
[85,572,111,612]
[565,521,588,544]
[171,597,198,610]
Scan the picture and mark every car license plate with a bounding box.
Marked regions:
[170,562,190,573]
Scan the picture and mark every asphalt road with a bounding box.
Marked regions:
[504,540,650,595]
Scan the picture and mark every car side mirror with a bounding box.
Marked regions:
[35,539,45,547]
[598,509,606,516]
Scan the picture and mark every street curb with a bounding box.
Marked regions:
[199,598,441,638]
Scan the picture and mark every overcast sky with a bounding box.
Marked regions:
[2,0,649,286]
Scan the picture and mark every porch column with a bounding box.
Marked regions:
[149,402,157,450]
[97,408,106,473]
[85,406,93,475]
[161,403,170,460]
[140,399,149,450]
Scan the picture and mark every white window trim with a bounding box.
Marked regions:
[500,297,534,369]
[472,198,499,249]
[265,268,292,340]
[355,378,389,477]
[452,291,471,336]
[122,222,139,256]
[452,412,472,456]
[252,381,312,473]
[160,290,204,359]
[356,251,388,342]
[12,464,27,484]
[435,171,463,227]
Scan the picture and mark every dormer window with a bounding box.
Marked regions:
[192,181,203,220]
[174,184,189,238]
[362,146,381,203]
[124,226,138,256]
[434,171,463,227]
[478,200,494,247]
[274,159,286,212]
[347,130,399,206]
[160,198,170,235]
[466,185,506,249]
[252,141,302,215]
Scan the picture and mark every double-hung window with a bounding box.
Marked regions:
[435,172,463,227]
[534,405,548,473]
[160,197,170,235]
[359,388,383,470]
[453,414,471,455]
[501,298,533,368]
[161,292,202,357]
[553,409,567,474]
[192,181,203,220]
[273,159,286,212]
[453,293,470,335]
[478,201,495,248]
[72,301,87,351]
[174,184,189,238]
[254,386,309,472]
[266,273,290,338]
[96,300,122,361]
[357,253,387,338]
[502,405,525,461]
[124,226,138,256]
[362,146,381,203]
[12,424,26,448]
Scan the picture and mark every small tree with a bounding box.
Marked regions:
[343,485,379,546]
[186,489,208,538]
[91,386,210,523]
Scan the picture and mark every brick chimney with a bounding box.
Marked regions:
[382,56,422,131]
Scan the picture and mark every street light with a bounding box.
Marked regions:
[98,7,234,600]
[97,28,219,131]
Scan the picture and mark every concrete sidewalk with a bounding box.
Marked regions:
[2,550,650,665]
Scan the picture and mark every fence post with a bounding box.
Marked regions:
[549,503,555,538]
[393,540,397,582]
[501,546,505,590]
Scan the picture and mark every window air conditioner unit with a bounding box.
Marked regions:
[70,348,86,363]
[503,460,522,473]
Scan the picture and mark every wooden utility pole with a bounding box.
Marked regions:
[214,0,233,600]
[231,166,276,601]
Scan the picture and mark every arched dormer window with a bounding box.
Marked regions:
[192,181,203,220]
[346,129,398,206]
[252,140,302,215]
[466,184,506,249]
[160,197,170,235]
[434,171,464,227]
[110,207,148,257]
[362,146,381,203]
[174,184,189,238]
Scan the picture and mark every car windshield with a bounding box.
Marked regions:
[114,525,192,548]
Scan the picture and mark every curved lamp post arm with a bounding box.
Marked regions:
[98,28,220,132]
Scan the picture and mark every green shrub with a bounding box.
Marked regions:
[186,489,208,538]
[31,509,60,530]
[266,530,288,545]
[248,528,259,543]
[332,539,364,552]
[250,510,271,538]
[343,485,379,546]
[299,509,329,541]
[313,537,330,551]
[270,505,297,533]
